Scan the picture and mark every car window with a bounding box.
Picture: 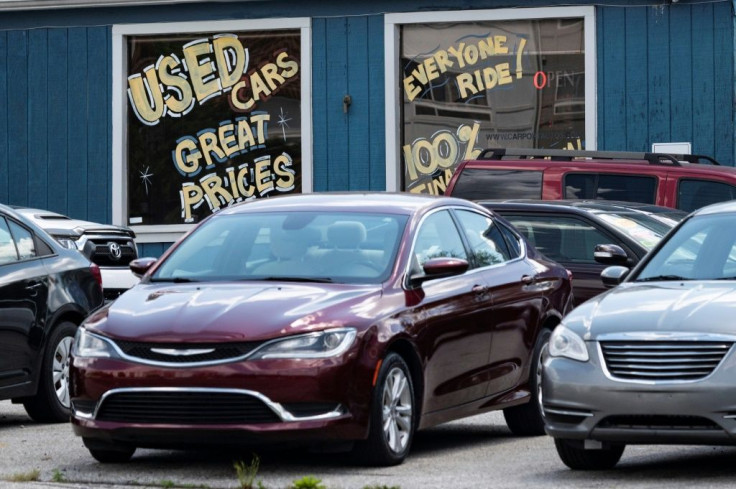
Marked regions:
[451,168,542,200]
[497,222,522,258]
[453,210,511,267]
[564,173,657,204]
[596,212,676,251]
[678,179,736,213]
[0,217,19,265]
[635,213,736,280]
[7,219,36,260]
[504,214,614,264]
[410,210,467,277]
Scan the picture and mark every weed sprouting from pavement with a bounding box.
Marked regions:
[234,454,262,489]
[290,475,326,489]
[51,469,66,482]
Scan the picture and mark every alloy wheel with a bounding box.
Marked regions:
[53,336,73,408]
[381,366,413,454]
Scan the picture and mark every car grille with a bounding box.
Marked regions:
[95,391,281,424]
[598,415,720,431]
[114,340,265,364]
[600,341,733,381]
[88,238,138,267]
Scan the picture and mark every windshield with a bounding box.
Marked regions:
[634,213,736,282]
[597,211,682,251]
[152,211,408,284]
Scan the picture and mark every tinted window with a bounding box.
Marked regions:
[497,222,522,258]
[564,173,656,204]
[454,210,511,267]
[7,220,36,260]
[452,169,543,200]
[678,179,736,213]
[504,214,615,264]
[411,210,467,277]
[0,217,18,265]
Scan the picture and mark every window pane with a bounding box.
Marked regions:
[454,210,511,266]
[497,222,522,258]
[411,211,467,276]
[8,220,36,260]
[451,169,543,200]
[0,218,18,265]
[678,179,736,213]
[126,30,303,226]
[401,18,586,194]
[565,173,656,204]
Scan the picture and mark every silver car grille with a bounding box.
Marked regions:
[600,341,733,381]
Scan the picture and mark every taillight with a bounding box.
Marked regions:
[90,263,103,289]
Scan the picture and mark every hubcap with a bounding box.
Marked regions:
[536,342,548,418]
[53,336,73,408]
[381,367,412,454]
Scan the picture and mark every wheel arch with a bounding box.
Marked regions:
[384,338,425,420]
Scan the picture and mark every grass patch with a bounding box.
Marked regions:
[290,475,326,489]
[6,469,40,482]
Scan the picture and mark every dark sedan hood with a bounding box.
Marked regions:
[566,281,736,339]
[93,282,382,342]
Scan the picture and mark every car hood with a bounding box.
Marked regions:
[566,281,736,339]
[90,282,383,342]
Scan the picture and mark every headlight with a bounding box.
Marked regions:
[548,325,589,362]
[250,328,357,359]
[56,238,79,250]
[73,328,119,359]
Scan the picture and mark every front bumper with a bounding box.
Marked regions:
[70,350,372,448]
[543,342,736,445]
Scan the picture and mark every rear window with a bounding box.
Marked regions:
[451,169,542,200]
[678,179,736,213]
[564,173,656,204]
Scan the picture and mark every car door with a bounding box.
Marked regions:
[0,216,50,394]
[503,213,630,305]
[403,209,495,413]
[452,209,545,396]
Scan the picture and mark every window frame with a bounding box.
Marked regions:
[112,18,313,243]
[384,6,597,191]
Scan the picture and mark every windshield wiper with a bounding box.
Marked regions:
[254,276,335,283]
[635,275,689,282]
[149,277,200,283]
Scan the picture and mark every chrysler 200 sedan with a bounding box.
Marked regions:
[70,193,572,465]
[544,200,736,470]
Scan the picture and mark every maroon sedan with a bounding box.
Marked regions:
[70,193,572,465]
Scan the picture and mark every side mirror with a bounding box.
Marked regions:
[601,265,629,288]
[594,244,629,266]
[80,240,96,261]
[130,257,157,278]
[409,257,469,286]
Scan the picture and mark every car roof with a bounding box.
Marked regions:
[478,199,686,216]
[218,192,479,215]
[692,200,736,216]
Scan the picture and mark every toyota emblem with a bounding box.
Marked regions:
[108,242,122,260]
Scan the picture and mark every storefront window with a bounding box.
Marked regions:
[400,17,586,194]
[125,29,303,226]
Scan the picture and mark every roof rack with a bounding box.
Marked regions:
[478,148,722,166]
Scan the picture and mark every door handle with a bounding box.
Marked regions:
[26,282,43,296]
[472,284,489,294]
[521,275,535,285]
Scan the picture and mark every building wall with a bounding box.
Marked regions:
[0,1,732,258]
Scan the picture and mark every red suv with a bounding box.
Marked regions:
[445,148,736,213]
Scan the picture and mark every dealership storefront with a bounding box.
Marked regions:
[0,0,731,254]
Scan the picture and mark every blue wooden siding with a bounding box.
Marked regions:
[0,26,111,221]
[597,3,734,165]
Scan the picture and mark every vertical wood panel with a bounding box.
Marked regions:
[139,242,171,258]
[347,16,369,190]
[7,30,28,205]
[0,32,8,202]
[647,6,671,144]
[47,28,69,213]
[691,4,714,158]
[367,14,385,190]
[87,26,109,223]
[325,17,349,191]
[669,5,693,143]
[67,28,88,219]
[28,29,49,209]
[599,8,627,150]
[713,1,733,166]
[596,8,606,150]
[311,18,328,192]
[624,8,648,151]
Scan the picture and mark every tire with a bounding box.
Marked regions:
[83,438,136,463]
[503,328,551,436]
[356,353,415,466]
[554,438,625,470]
[23,321,77,423]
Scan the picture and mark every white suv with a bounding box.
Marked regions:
[12,207,139,301]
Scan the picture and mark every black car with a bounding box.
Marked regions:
[0,204,104,422]
[479,200,686,305]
